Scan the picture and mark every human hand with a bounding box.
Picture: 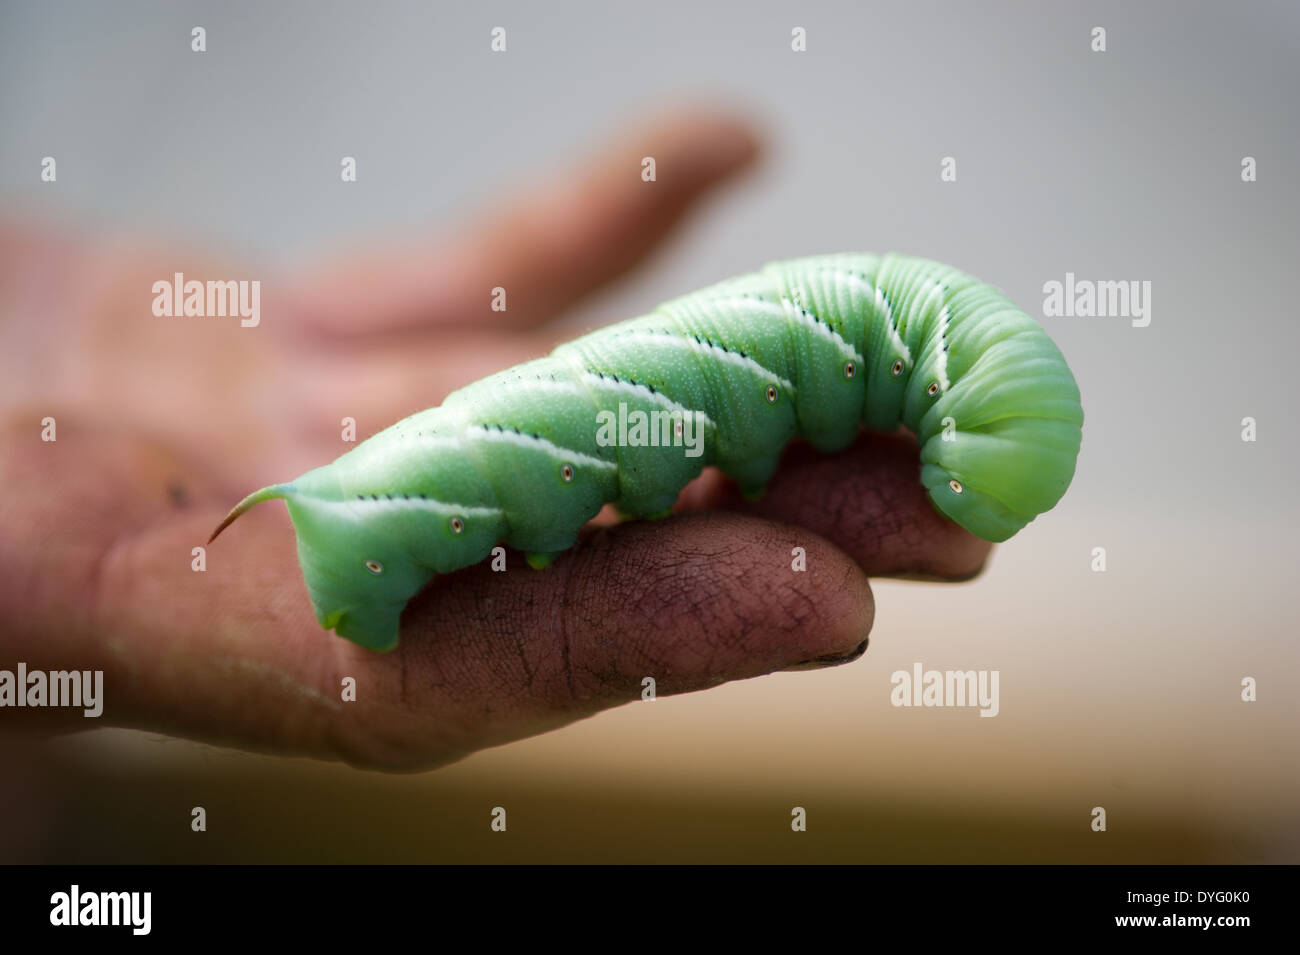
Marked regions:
[0,109,989,770]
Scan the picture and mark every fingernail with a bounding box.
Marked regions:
[779,636,870,672]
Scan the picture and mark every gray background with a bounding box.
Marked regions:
[3,0,1297,861]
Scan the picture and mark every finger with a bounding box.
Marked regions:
[674,429,994,582]
[3,419,873,772]
[30,485,872,770]
[331,510,872,769]
[281,106,761,339]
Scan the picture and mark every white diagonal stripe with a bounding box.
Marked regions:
[924,281,952,392]
[321,497,505,520]
[777,298,867,366]
[549,350,720,432]
[819,268,911,366]
[934,303,951,392]
[544,349,720,430]
[400,434,462,451]
[473,424,617,471]
[581,373,718,431]
[691,296,864,365]
[476,379,587,399]
[612,330,795,395]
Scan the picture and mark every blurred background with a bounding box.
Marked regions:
[2,0,1296,862]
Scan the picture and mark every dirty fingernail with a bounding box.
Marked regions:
[779,636,870,672]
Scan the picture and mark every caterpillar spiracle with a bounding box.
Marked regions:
[210,253,1083,651]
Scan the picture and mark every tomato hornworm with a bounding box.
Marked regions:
[210,253,1083,651]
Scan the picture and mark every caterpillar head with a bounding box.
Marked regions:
[915,331,1083,543]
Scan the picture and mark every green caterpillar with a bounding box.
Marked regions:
[210,253,1083,651]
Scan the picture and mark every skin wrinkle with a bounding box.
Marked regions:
[564,539,647,700]
[552,550,579,703]
[326,644,436,767]
[782,572,826,643]
[769,544,847,666]
[509,587,540,691]
[397,628,411,708]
